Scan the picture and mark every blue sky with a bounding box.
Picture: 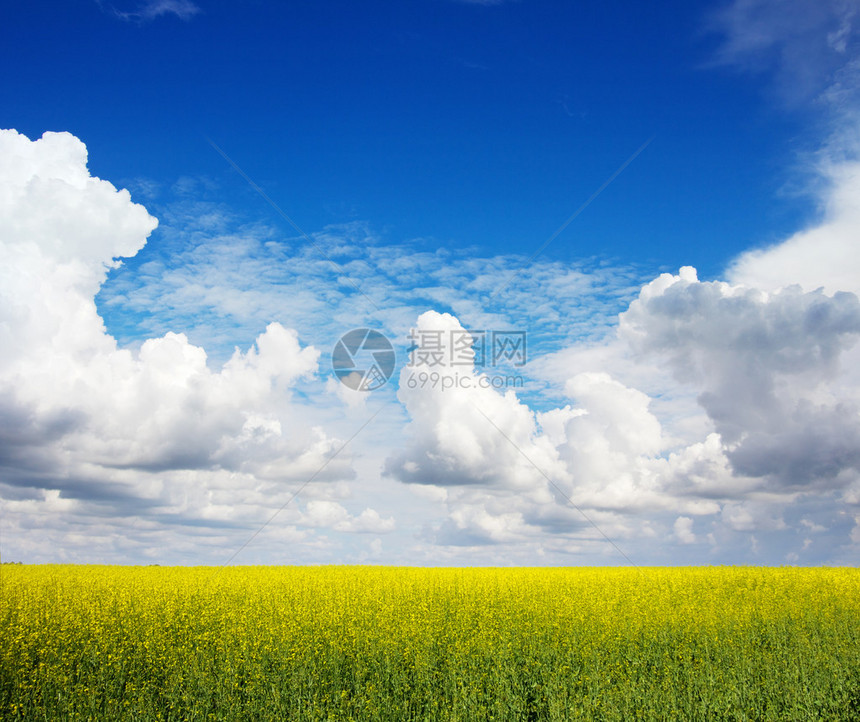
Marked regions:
[4,0,810,276]
[2,0,860,566]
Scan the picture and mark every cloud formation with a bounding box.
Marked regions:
[0,130,387,563]
[621,267,860,489]
[385,311,725,557]
[4,117,860,565]
[385,264,860,561]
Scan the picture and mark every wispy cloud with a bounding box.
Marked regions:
[707,0,860,107]
[98,0,201,22]
[95,201,647,369]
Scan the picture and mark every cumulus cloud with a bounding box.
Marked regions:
[0,129,378,562]
[721,500,788,532]
[696,3,860,556]
[386,256,860,560]
[0,129,656,564]
[301,501,395,534]
[386,311,574,546]
[674,516,697,544]
[621,266,860,489]
[386,311,564,491]
[7,111,860,564]
[553,372,664,509]
[385,310,746,557]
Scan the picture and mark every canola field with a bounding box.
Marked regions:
[1,566,859,721]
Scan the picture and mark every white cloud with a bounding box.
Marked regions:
[851,515,860,543]
[674,516,697,544]
[0,130,369,562]
[553,372,664,508]
[385,310,744,557]
[301,501,395,533]
[384,256,860,560]
[729,158,860,296]
[801,517,827,532]
[6,114,860,565]
[385,310,566,493]
[721,500,788,532]
[712,1,860,329]
[620,266,860,489]
[94,203,646,372]
[0,131,644,561]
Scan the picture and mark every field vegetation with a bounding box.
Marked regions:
[2,565,859,720]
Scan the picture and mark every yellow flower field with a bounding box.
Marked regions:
[1,566,859,720]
